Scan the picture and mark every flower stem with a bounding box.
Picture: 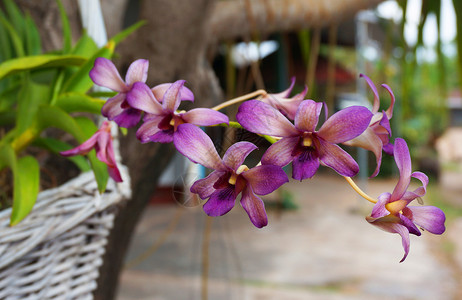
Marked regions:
[344,176,377,204]
[211,89,267,111]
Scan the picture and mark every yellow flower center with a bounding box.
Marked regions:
[228,165,249,185]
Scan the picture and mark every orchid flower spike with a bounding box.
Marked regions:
[366,138,445,262]
[343,74,396,177]
[260,77,308,120]
[173,123,289,228]
[236,100,372,180]
[127,80,229,143]
[90,57,149,128]
[60,121,122,182]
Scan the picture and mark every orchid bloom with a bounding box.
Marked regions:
[260,77,308,120]
[173,123,288,228]
[90,57,149,128]
[60,121,122,182]
[343,74,395,177]
[366,138,445,262]
[127,80,229,143]
[236,100,372,180]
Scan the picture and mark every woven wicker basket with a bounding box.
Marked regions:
[0,169,130,299]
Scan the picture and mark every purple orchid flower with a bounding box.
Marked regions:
[60,121,122,182]
[366,138,445,262]
[90,57,149,128]
[343,74,396,177]
[236,100,373,180]
[173,123,289,228]
[260,77,308,120]
[127,80,229,143]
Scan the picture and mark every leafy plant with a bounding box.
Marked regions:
[0,0,143,225]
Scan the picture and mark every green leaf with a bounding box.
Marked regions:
[72,32,98,58]
[110,20,146,44]
[0,55,87,80]
[33,137,90,172]
[36,105,85,142]
[56,0,72,53]
[2,0,26,43]
[24,13,42,55]
[10,155,39,225]
[0,11,13,61]
[62,44,114,93]
[15,78,49,135]
[0,14,24,57]
[55,92,105,114]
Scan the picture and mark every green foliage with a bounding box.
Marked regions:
[0,0,143,224]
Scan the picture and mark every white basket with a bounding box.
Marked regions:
[0,168,130,299]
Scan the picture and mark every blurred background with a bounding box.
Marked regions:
[6,0,462,299]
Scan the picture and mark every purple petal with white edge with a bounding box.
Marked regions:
[360,73,380,113]
[60,134,99,156]
[127,82,163,114]
[202,186,237,217]
[318,106,372,144]
[181,108,229,126]
[162,80,186,112]
[125,59,149,86]
[261,136,299,167]
[190,170,224,199]
[135,116,163,143]
[89,57,127,92]
[112,107,142,128]
[381,84,395,119]
[222,142,257,171]
[242,165,289,195]
[390,138,412,201]
[292,149,320,180]
[404,206,446,234]
[317,138,359,177]
[343,127,383,177]
[240,186,268,228]
[294,100,323,132]
[102,93,125,119]
[152,83,194,102]
[237,100,298,137]
[174,123,224,170]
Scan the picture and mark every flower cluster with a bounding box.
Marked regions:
[62,58,446,262]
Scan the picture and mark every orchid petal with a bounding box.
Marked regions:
[360,73,380,113]
[101,93,125,119]
[152,83,194,102]
[318,106,372,144]
[378,111,392,137]
[190,170,224,199]
[202,186,237,217]
[174,124,224,170]
[95,131,111,165]
[112,107,142,128]
[162,80,186,112]
[369,193,391,219]
[242,165,288,195]
[181,108,229,126]
[381,83,395,119]
[317,138,359,177]
[125,59,149,85]
[391,138,412,201]
[89,57,127,92]
[240,186,268,228]
[343,127,383,177]
[237,100,298,137]
[279,86,308,120]
[400,214,422,236]
[294,100,323,132]
[404,206,446,235]
[261,136,299,167]
[291,148,319,180]
[148,129,174,143]
[108,165,123,182]
[135,116,163,143]
[127,82,163,114]
[60,134,99,156]
[402,171,429,201]
[383,143,394,155]
[222,142,257,171]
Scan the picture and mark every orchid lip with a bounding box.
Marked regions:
[228,165,249,185]
[385,199,408,214]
